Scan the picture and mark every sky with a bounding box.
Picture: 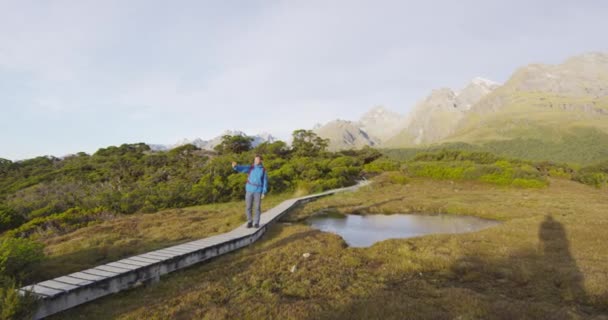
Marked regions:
[1,0,607,160]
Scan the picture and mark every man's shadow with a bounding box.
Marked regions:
[538,215,588,306]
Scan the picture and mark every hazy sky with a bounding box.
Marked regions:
[1,0,607,160]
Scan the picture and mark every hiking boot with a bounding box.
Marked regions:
[254,223,259,228]
[246,222,252,228]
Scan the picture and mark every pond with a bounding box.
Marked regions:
[307,212,500,247]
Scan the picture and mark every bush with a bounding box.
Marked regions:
[0,276,36,320]
[412,150,503,164]
[573,172,607,188]
[402,158,546,188]
[573,161,608,187]
[294,180,323,196]
[6,207,111,239]
[0,133,371,239]
[404,162,471,180]
[548,168,572,179]
[479,173,512,186]
[0,237,44,282]
[0,207,23,233]
[363,158,400,173]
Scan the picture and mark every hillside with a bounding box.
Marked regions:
[380,53,608,164]
[383,126,608,165]
[445,52,608,143]
[358,106,408,141]
[385,77,500,146]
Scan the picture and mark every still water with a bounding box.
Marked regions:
[307,212,500,247]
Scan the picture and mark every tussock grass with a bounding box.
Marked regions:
[29,194,293,283]
[47,176,608,319]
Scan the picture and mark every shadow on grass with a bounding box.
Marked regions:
[26,239,184,284]
[306,215,607,320]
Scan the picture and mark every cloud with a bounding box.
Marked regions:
[1,0,607,159]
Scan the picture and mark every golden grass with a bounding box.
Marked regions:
[30,194,293,283]
[47,177,608,319]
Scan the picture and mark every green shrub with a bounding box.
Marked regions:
[573,160,608,187]
[412,150,503,164]
[294,180,323,196]
[405,162,470,180]
[0,237,44,281]
[363,158,400,173]
[402,158,546,188]
[548,168,572,179]
[6,207,110,239]
[480,173,512,186]
[573,172,607,188]
[0,207,23,233]
[0,277,36,320]
[0,133,373,238]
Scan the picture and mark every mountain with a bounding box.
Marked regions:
[148,52,608,163]
[313,119,380,150]
[443,52,608,144]
[149,131,279,151]
[358,106,408,141]
[385,77,500,146]
[313,77,500,150]
[252,132,279,147]
[147,144,171,151]
[384,52,608,164]
[312,106,407,150]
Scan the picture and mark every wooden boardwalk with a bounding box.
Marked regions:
[20,181,368,319]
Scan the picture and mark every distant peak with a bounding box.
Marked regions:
[221,129,246,136]
[471,77,500,87]
[369,105,389,113]
[361,105,403,121]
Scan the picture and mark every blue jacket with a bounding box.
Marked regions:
[234,164,268,194]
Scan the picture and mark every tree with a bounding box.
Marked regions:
[214,135,253,155]
[170,143,199,154]
[94,143,151,157]
[0,158,11,167]
[0,206,23,233]
[0,158,12,175]
[353,146,383,164]
[254,141,289,158]
[291,130,329,156]
[0,237,44,281]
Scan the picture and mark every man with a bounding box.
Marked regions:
[232,154,268,228]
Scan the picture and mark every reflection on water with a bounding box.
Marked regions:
[307,213,500,247]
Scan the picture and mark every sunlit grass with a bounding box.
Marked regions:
[29,193,294,283]
[46,176,608,319]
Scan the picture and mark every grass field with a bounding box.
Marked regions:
[40,175,608,319]
[28,194,293,284]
